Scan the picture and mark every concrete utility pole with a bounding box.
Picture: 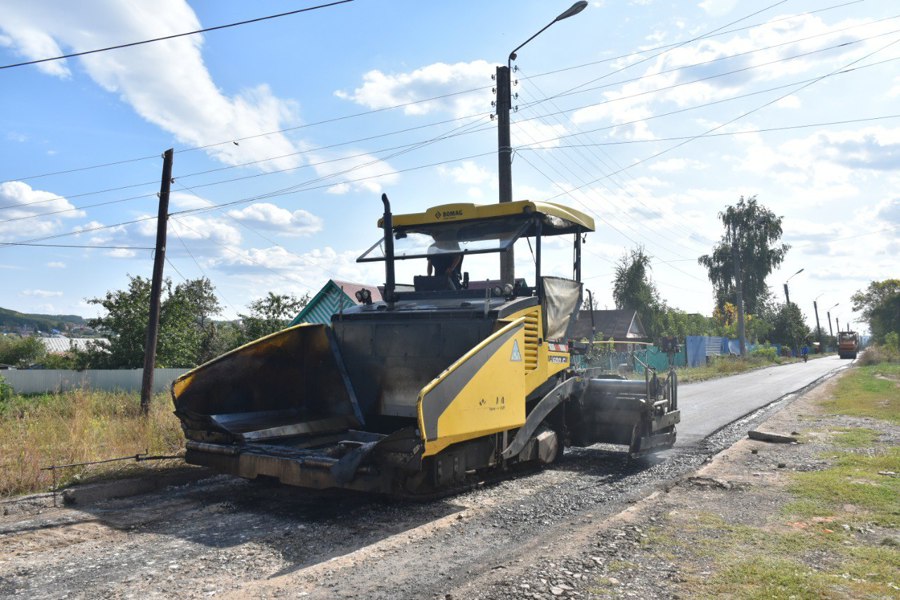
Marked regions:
[827,302,839,343]
[140,148,173,415]
[813,295,823,350]
[783,268,804,356]
[496,1,587,285]
[496,63,513,284]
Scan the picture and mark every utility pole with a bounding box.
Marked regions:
[782,282,791,306]
[836,317,840,334]
[140,148,173,415]
[813,300,822,349]
[729,223,747,357]
[495,1,587,286]
[496,64,514,285]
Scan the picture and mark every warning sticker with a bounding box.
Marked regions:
[510,340,522,362]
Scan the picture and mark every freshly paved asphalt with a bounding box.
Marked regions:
[675,355,851,446]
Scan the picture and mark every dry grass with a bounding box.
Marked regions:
[0,389,184,498]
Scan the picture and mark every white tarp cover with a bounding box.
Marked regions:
[542,276,582,341]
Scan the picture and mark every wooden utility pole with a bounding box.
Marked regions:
[140,148,173,415]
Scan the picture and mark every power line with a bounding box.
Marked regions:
[516,31,900,129]
[6,1,867,185]
[543,34,900,203]
[523,0,868,82]
[6,53,895,228]
[0,1,354,71]
[514,70,714,251]
[3,2,880,189]
[515,56,900,151]
[8,23,890,218]
[0,242,153,250]
[549,0,791,99]
[525,114,900,148]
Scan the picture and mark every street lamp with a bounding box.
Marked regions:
[783,268,804,305]
[497,1,587,284]
[827,302,839,338]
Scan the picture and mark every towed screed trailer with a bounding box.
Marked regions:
[171,196,680,497]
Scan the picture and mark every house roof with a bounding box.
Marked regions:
[291,280,383,326]
[568,310,648,341]
[37,336,106,354]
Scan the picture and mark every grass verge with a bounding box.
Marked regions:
[0,389,184,498]
[823,363,900,424]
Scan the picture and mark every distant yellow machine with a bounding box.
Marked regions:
[172,195,679,496]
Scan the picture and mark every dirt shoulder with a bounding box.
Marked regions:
[459,367,900,599]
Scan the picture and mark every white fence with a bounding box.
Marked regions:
[0,368,189,395]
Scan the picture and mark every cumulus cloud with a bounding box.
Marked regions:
[571,13,895,137]
[0,181,84,242]
[21,289,63,297]
[875,197,900,224]
[306,150,400,195]
[649,158,708,172]
[513,119,570,149]
[212,245,370,290]
[336,60,494,119]
[438,161,493,186]
[698,0,737,17]
[227,203,323,236]
[0,1,302,170]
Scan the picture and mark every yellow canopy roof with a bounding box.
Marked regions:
[381,200,595,234]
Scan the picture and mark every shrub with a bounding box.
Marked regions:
[751,344,778,362]
[857,343,900,366]
[0,375,11,404]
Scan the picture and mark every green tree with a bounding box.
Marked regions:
[851,279,900,344]
[612,246,663,339]
[236,292,310,344]
[656,306,716,338]
[767,302,811,351]
[158,277,222,366]
[698,195,789,314]
[81,275,222,369]
[0,335,46,367]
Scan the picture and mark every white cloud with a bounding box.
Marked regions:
[513,119,569,149]
[170,191,215,212]
[774,95,801,109]
[307,150,399,195]
[0,181,84,242]
[698,0,737,17]
[736,126,900,193]
[107,248,136,259]
[0,1,302,170]
[21,289,63,298]
[227,203,323,236]
[570,13,895,138]
[336,60,494,119]
[46,261,66,268]
[212,245,370,290]
[649,158,708,172]
[438,161,492,186]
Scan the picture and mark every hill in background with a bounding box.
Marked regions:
[0,307,88,333]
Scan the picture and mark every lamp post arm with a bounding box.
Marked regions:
[509,21,556,66]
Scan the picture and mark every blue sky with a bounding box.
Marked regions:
[1,0,897,334]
